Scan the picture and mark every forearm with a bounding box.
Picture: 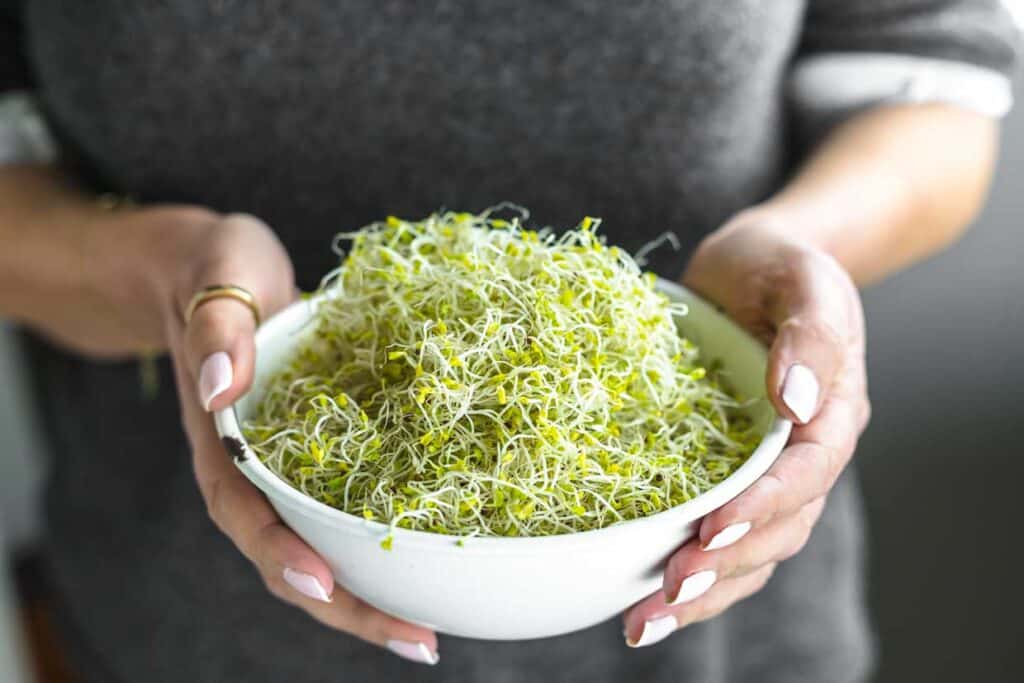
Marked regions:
[0,164,104,316]
[0,164,205,355]
[753,104,999,286]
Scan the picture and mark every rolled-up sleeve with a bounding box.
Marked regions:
[790,0,1021,134]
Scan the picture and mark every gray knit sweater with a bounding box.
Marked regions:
[4,1,1018,682]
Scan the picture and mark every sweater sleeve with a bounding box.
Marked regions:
[0,0,30,94]
[791,0,1021,134]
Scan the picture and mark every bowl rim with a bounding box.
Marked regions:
[214,279,791,552]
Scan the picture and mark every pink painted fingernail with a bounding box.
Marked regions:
[198,351,233,411]
[282,567,332,603]
[782,363,819,424]
[703,521,752,551]
[387,640,440,665]
[626,615,677,648]
[667,569,717,605]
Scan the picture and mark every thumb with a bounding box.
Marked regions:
[179,214,297,412]
[186,299,260,412]
[765,251,858,425]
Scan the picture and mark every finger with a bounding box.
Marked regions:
[177,213,297,411]
[172,353,440,664]
[624,563,777,647]
[766,249,861,425]
[255,525,439,660]
[211,485,441,664]
[216,469,440,664]
[185,299,260,411]
[663,498,826,604]
[697,389,860,550]
[171,349,335,597]
[208,475,441,663]
[296,587,440,664]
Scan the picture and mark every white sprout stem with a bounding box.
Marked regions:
[242,210,762,541]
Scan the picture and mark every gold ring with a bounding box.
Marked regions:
[184,285,261,327]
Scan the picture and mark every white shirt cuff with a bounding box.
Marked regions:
[0,92,59,165]
[789,53,1014,119]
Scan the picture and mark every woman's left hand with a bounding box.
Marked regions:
[622,210,871,647]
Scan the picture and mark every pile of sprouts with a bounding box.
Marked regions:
[243,208,760,547]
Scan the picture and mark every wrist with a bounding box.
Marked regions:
[711,202,837,258]
[0,164,222,355]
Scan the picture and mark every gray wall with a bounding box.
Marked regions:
[0,327,39,683]
[1,103,1023,683]
[0,323,45,553]
[855,104,1024,680]
[0,541,30,683]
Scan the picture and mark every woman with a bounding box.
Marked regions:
[0,1,1017,681]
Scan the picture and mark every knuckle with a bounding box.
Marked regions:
[188,308,221,340]
[263,572,288,601]
[203,478,272,563]
[191,243,238,279]
[791,520,812,553]
[678,602,711,629]
[756,564,777,590]
[785,526,813,559]
[223,211,265,228]
[726,559,755,580]
[761,469,786,501]
[814,317,845,352]
[666,548,693,584]
[772,247,807,285]
[186,308,234,352]
[175,205,221,227]
[738,564,777,598]
[242,518,282,570]
[782,315,844,357]
[776,545,798,563]
[343,599,382,638]
[791,443,836,498]
[798,499,823,531]
[745,471,785,522]
[820,443,848,491]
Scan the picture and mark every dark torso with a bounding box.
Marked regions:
[19,3,872,682]
[27,0,801,282]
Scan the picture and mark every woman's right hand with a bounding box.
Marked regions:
[84,205,442,664]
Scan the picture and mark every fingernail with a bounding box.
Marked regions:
[626,615,677,648]
[667,569,717,605]
[282,567,332,603]
[387,640,439,665]
[782,363,819,424]
[198,351,233,411]
[703,521,752,551]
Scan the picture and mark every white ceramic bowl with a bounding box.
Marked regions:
[215,279,790,640]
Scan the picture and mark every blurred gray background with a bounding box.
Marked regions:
[2,82,1023,683]
[854,97,1024,679]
